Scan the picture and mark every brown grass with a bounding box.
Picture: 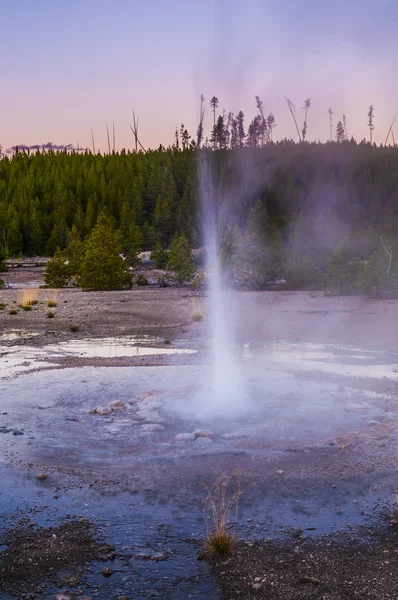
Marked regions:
[203,474,242,556]
[45,289,59,308]
[191,299,204,322]
[17,288,38,309]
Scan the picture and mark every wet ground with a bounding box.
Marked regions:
[1,283,398,598]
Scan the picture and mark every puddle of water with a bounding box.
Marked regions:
[45,338,197,358]
[244,342,398,381]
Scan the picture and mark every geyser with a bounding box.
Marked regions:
[199,152,250,420]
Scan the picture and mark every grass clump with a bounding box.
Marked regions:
[203,474,242,557]
[45,289,59,307]
[47,311,55,319]
[17,288,38,310]
[0,302,6,310]
[69,324,80,332]
[9,309,17,315]
[164,339,171,345]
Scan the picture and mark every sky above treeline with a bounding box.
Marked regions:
[1,0,397,152]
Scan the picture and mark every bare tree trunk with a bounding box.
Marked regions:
[377,234,393,276]
[91,127,96,154]
[106,123,111,154]
[285,98,302,142]
[385,118,396,146]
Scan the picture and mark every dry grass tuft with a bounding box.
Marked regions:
[191,299,204,322]
[203,474,242,557]
[45,289,59,307]
[17,288,38,309]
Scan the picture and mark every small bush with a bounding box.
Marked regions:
[47,311,55,318]
[44,250,72,288]
[69,324,80,332]
[45,289,59,307]
[0,278,5,289]
[190,271,206,291]
[9,309,17,315]
[150,243,169,269]
[0,303,6,310]
[203,475,242,557]
[135,274,148,286]
[164,339,171,345]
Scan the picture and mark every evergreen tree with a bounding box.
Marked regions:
[79,213,132,290]
[168,232,196,283]
[44,249,73,288]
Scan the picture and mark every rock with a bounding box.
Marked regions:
[150,552,167,561]
[141,424,165,432]
[252,582,263,590]
[276,469,284,475]
[37,473,47,480]
[195,437,213,445]
[222,431,249,439]
[193,429,214,439]
[60,573,81,586]
[12,429,24,436]
[92,407,112,416]
[101,567,113,577]
[108,400,125,409]
[145,415,165,424]
[117,597,130,600]
[175,433,195,442]
[53,593,78,600]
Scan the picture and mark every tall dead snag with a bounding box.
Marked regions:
[377,234,393,276]
[112,122,116,153]
[285,98,302,142]
[328,108,334,141]
[197,94,205,147]
[129,110,146,152]
[255,95,270,145]
[368,105,375,144]
[106,123,111,154]
[302,98,311,142]
[91,127,96,154]
[385,118,396,146]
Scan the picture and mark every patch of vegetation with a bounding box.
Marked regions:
[164,339,171,345]
[47,311,55,318]
[0,302,6,310]
[203,475,242,557]
[191,299,204,321]
[150,243,170,269]
[17,288,38,310]
[44,250,72,288]
[168,232,196,284]
[68,324,80,332]
[9,309,17,315]
[45,289,59,307]
[135,274,148,286]
[0,278,5,289]
[79,213,133,291]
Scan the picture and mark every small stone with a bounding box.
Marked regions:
[252,582,263,590]
[93,407,112,416]
[193,429,214,439]
[145,415,165,424]
[108,400,125,409]
[150,552,167,561]
[141,424,165,432]
[53,593,78,600]
[222,431,249,439]
[37,473,47,480]
[276,469,284,475]
[101,567,113,577]
[195,437,213,445]
[175,433,195,442]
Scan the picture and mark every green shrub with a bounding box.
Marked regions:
[150,243,169,269]
[44,250,72,288]
[47,311,55,318]
[168,232,196,284]
[135,274,148,286]
[9,309,17,315]
[79,213,133,291]
[69,324,80,332]
[0,278,5,289]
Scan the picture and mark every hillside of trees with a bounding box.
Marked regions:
[1,140,398,293]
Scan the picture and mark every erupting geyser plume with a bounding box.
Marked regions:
[199,152,249,420]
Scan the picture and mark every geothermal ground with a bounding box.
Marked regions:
[1,268,398,598]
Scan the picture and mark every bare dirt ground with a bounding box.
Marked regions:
[2,265,398,599]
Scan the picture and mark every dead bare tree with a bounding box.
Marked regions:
[328,108,334,141]
[91,127,96,154]
[368,105,375,144]
[112,122,116,153]
[106,123,111,154]
[377,234,393,276]
[285,98,302,142]
[255,95,270,145]
[129,110,146,152]
[343,114,348,139]
[196,94,205,147]
[302,98,311,142]
[385,117,396,146]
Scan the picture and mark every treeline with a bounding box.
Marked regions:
[1,141,398,293]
